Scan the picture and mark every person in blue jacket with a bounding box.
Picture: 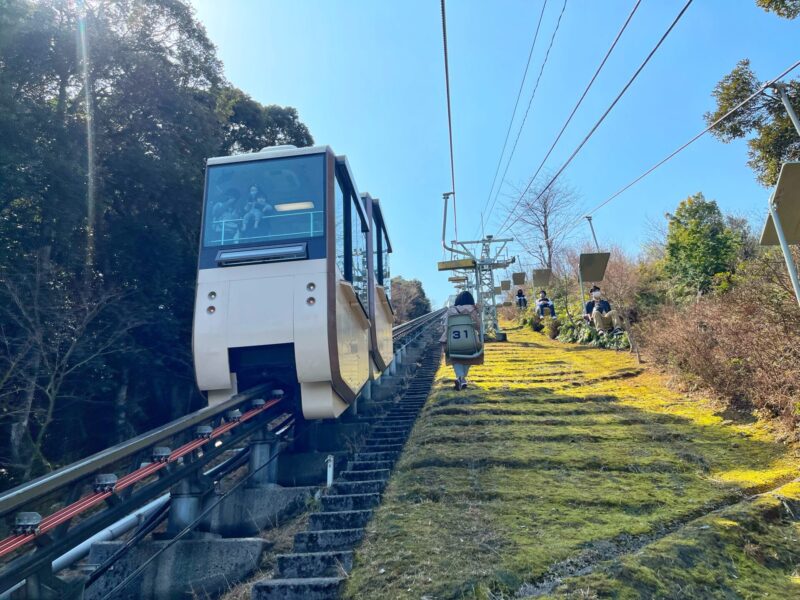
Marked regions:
[584,285,622,334]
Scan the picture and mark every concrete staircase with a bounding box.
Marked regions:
[252,350,440,600]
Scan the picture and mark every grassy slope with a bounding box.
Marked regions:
[344,326,800,599]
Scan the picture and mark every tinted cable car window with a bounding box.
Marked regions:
[334,175,346,276]
[203,154,324,248]
[351,196,369,312]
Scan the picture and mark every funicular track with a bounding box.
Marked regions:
[0,309,444,600]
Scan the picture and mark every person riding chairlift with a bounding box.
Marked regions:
[440,291,483,390]
[536,290,557,319]
[584,285,623,335]
[515,289,527,309]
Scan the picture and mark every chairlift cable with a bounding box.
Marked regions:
[476,0,550,237]
[441,0,459,239]
[549,58,800,243]
[507,0,642,226]
[498,0,695,236]
[483,0,568,234]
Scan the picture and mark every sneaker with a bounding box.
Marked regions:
[612,327,623,335]
[453,379,461,390]
[459,379,468,390]
[550,315,557,320]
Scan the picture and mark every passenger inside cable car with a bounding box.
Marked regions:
[202,154,324,248]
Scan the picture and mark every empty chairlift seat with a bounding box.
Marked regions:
[446,314,483,360]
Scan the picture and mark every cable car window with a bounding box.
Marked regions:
[351,196,369,312]
[203,154,324,248]
[334,176,346,276]
[381,230,391,299]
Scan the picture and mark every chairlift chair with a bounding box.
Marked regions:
[512,272,526,285]
[760,162,800,306]
[446,314,484,360]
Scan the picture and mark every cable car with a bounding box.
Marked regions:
[192,145,380,419]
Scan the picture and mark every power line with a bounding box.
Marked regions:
[477,0,549,236]
[550,58,800,243]
[484,0,568,233]
[498,0,694,235]
[515,0,642,211]
[441,0,458,239]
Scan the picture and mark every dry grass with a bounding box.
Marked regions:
[343,327,800,599]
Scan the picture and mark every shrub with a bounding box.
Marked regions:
[557,319,630,350]
[639,250,800,431]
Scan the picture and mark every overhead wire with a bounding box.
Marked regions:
[514,0,642,213]
[441,0,458,239]
[548,58,800,244]
[483,0,568,233]
[477,0,549,237]
[498,0,695,236]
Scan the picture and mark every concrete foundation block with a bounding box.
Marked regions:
[252,577,344,600]
[277,451,349,486]
[205,485,314,537]
[84,538,265,600]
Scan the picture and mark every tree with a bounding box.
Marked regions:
[390,277,432,323]
[505,176,578,270]
[756,0,800,18]
[664,194,739,297]
[705,45,799,186]
[0,0,314,489]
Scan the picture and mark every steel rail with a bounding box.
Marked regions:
[0,384,273,518]
[392,308,446,341]
[0,406,284,594]
[0,398,282,559]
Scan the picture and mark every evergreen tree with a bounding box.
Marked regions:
[664,194,739,297]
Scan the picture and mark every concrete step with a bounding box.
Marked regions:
[329,479,386,495]
[366,434,406,444]
[308,509,372,531]
[276,551,353,578]
[348,459,394,472]
[252,577,344,600]
[320,493,380,512]
[363,443,404,452]
[354,451,398,462]
[294,528,364,552]
[372,424,412,433]
[342,469,390,482]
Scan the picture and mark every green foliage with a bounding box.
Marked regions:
[756,0,800,18]
[705,59,800,186]
[0,0,314,487]
[557,319,630,350]
[390,277,432,323]
[664,193,739,298]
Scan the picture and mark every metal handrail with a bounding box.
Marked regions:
[0,384,273,518]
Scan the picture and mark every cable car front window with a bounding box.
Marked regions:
[203,154,324,248]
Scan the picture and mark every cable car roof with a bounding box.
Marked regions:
[206,144,330,166]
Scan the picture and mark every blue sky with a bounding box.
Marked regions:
[190,0,799,305]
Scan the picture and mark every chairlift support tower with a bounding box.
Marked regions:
[440,192,515,337]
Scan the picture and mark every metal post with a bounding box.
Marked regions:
[247,428,279,487]
[774,83,800,136]
[768,192,800,307]
[586,216,600,252]
[578,268,586,307]
[168,477,203,535]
